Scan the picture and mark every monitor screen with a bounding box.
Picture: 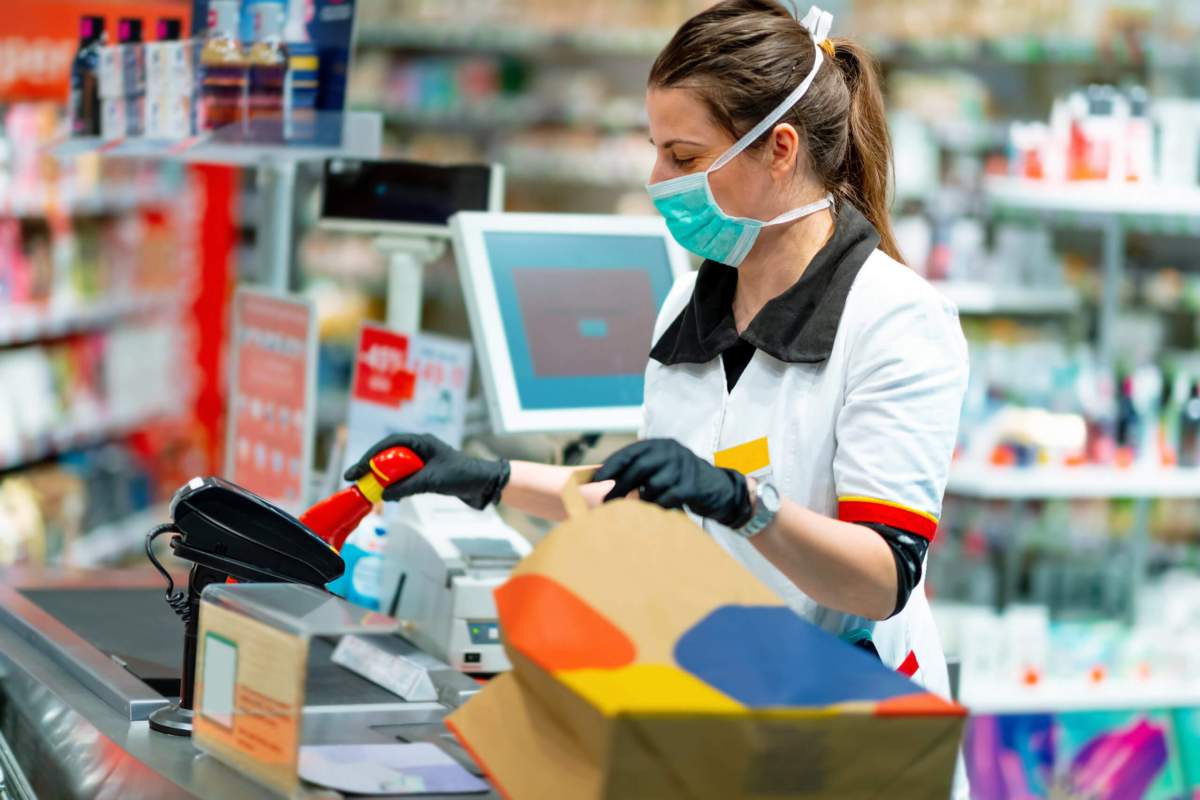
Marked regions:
[453,214,690,434]
[321,159,497,233]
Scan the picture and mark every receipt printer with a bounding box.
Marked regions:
[379,495,530,674]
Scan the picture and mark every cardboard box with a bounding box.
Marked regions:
[447,473,966,799]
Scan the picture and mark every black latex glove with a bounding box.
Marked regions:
[343,433,510,510]
[593,438,753,528]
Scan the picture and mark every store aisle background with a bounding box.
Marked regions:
[4,0,1200,796]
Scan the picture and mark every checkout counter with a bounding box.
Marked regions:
[0,565,498,799]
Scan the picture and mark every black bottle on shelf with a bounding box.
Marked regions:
[1179,381,1200,468]
[69,16,105,137]
[1115,373,1141,456]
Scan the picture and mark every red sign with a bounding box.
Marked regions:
[352,325,416,409]
[0,1,191,102]
[228,291,314,509]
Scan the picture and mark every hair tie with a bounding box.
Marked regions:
[819,38,835,57]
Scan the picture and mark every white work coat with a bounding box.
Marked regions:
[641,205,969,704]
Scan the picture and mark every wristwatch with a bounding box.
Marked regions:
[737,480,780,538]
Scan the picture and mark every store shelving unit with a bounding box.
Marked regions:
[948,464,1200,500]
[64,503,170,567]
[962,679,1200,715]
[53,112,383,291]
[356,22,673,58]
[0,186,176,219]
[935,281,1080,316]
[0,292,184,348]
[0,409,168,475]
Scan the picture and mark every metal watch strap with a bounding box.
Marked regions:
[738,480,778,538]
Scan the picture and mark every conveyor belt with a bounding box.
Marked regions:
[19,588,182,693]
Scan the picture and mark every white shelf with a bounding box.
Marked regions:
[936,281,1080,315]
[356,23,671,57]
[65,503,170,567]
[50,111,382,167]
[947,463,1200,500]
[0,185,175,219]
[963,679,1200,714]
[0,292,183,348]
[0,410,167,474]
[984,176,1200,218]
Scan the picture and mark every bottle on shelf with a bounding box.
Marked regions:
[117,18,145,138]
[1179,381,1200,468]
[198,0,248,135]
[1115,373,1142,466]
[145,18,186,140]
[246,2,288,142]
[283,0,319,142]
[69,16,105,138]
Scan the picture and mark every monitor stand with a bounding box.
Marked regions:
[377,236,446,333]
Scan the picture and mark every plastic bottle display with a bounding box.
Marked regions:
[282,0,319,141]
[246,3,288,141]
[69,16,105,138]
[1179,382,1200,468]
[199,0,248,133]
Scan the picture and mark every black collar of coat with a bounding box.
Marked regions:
[649,202,881,366]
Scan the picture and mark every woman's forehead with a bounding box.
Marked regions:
[646,87,724,146]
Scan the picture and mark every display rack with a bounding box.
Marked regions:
[0,409,167,475]
[0,186,175,219]
[935,281,1080,316]
[53,112,383,291]
[64,504,170,567]
[963,679,1200,715]
[0,292,184,348]
[948,464,1200,500]
[356,22,673,57]
[985,176,1200,226]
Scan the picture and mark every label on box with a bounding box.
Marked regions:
[101,98,125,141]
[98,45,123,99]
[194,600,308,797]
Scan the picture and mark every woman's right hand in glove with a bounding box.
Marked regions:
[344,433,510,510]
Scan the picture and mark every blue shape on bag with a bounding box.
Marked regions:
[673,605,925,708]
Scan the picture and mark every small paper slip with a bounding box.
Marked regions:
[331,634,439,702]
[299,743,489,795]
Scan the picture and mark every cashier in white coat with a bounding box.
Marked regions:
[349,0,968,703]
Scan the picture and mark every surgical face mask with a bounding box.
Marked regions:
[646,6,835,268]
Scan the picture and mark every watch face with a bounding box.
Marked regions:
[761,483,781,512]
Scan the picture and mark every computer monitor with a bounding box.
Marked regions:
[451,212,691,435]
[320,159,504,238]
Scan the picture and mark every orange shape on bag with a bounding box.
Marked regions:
[496,574,636,671]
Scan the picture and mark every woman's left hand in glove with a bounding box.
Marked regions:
[593,438,753,528]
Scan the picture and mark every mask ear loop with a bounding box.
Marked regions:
[707,5,833,175]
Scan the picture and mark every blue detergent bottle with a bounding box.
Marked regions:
[327,512,388,610]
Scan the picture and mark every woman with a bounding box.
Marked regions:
[350,0,967,728]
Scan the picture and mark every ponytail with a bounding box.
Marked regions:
[830,39,903,264]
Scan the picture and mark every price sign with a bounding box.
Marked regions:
[225,289,317,511]
[342,324,471,480]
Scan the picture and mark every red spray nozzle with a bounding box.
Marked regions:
[299,446,424,551]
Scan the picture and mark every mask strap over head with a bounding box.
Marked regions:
[708,5,834,175]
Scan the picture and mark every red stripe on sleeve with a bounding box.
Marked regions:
[838,500,938,541]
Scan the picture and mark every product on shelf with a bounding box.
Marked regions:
[199,0,249,134]
[246,2,288,140]
[144,17,193,141]
[69,16,106,139]
[118,18,146,138]
[283,0,320,140]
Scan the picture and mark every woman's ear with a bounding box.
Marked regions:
[768,122,803,179]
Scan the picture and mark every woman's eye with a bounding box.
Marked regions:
[672,156,696,169]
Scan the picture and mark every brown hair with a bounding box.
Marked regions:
[649,0,903,263]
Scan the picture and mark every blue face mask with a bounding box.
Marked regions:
[647,5,835,268]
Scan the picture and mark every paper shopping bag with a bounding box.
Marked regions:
[447,470,965,799]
